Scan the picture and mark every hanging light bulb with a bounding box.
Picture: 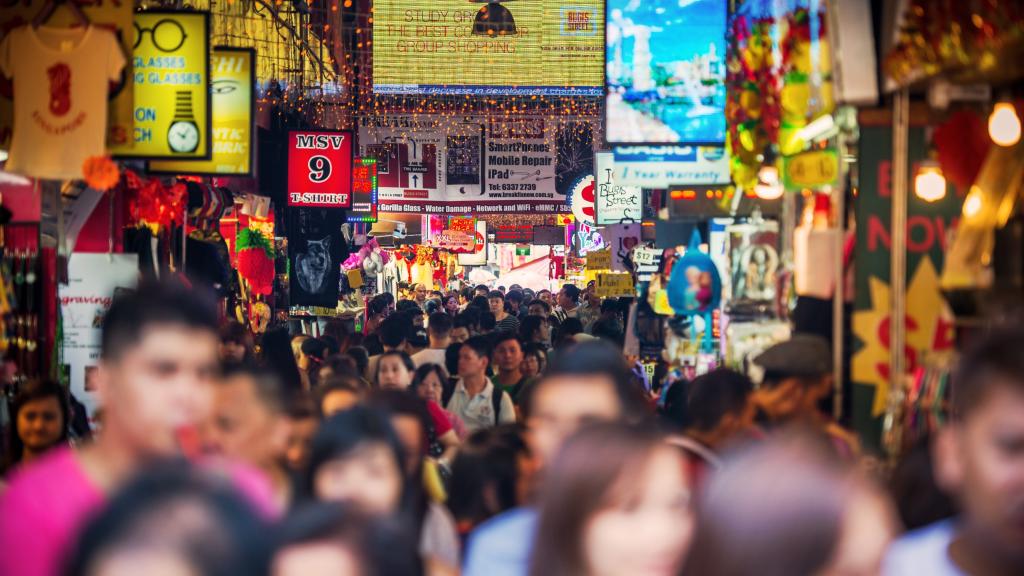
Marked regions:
[989,102,1022,147]
[914,162,946,202]
[754,165,784,200]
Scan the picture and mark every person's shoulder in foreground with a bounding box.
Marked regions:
[0,446,104,576]
[882,518,964,576]
[463,507,538,576]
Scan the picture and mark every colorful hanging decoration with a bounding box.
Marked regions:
[777,6,835,156]
[726,11,779,192]
[82,156,121,192]
[933,109,992,192]
[726,1,836,190]
[884,0,1024,86]
[343,237,391,279]
[235,227,276,296]
[130,180,188,232]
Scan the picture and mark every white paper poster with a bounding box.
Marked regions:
[612,146,730,188]
[604,223,643,272]
[595,151,643,224]
[60,253,139,422]
[481,116,568,215]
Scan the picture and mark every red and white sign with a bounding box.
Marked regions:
[287,130,353,208]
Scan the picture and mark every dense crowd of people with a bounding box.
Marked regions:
[2,280,1024,576]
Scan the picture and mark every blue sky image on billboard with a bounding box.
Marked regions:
[606,0,727,144]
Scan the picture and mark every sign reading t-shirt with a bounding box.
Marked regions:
[288,130,354,208]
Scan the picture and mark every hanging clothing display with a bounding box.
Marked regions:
[0,25,125,179]
[288,208,345,308]
[379,259,401,296]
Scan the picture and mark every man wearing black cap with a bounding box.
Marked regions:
[751,333,859,456]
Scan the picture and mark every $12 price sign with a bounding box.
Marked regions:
[287,130,354,208]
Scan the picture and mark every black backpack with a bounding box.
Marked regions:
[442,377,504,425]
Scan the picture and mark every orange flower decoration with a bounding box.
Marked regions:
[82,156,120,191]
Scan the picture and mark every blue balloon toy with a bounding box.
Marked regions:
[667,229,722,351]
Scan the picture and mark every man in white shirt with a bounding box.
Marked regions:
[412,312,452,369]
[446,336,515,433]
[884,329,1024,576]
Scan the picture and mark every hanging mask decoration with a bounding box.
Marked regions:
[667,229,722,351]
[249,301,271,334]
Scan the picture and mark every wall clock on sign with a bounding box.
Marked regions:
[168,90,200,153]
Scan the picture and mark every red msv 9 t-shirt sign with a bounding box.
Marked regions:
[287,130,353,208]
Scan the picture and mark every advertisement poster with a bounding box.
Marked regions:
[372,1,603,96]
[457,220,489,266]
[0,0,134,149]
[348,157,379,223]
[288,208,344,308]
[605,0,727,144]
[111,11,210,159]
[430,216,477,253]
[287,130,354,208]
[361,115,582,215]
[150,48,254,175]
[851,126,961,449]
[358,115,446,209]
[61,253,139,421]
[595,152,643,224]
[484,116,569,215]
[613,146,729,188]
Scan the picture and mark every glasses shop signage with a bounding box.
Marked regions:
[111,11,211,159]
[150,47,254,175]
[287,130,354,208]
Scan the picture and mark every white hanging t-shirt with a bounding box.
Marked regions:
[0,25,125,180]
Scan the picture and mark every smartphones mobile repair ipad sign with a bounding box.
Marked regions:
[287,130,354,208]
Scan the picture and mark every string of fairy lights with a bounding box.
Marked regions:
[145,0,601,146]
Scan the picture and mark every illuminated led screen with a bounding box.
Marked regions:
[605,0,727,144]
[373,0,604,96]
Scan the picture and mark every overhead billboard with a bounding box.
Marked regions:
[150,48,254,175]
[357,115,578,215]
[605,0,726,145]
[372,1,603,96]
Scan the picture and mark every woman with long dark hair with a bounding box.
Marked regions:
[3,380,70,475]
[306,406,456,575]
[529,423,694,576]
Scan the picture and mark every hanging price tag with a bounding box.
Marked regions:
[587,249,612,270]
[783,149,839,190]
[596,272,635,297]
